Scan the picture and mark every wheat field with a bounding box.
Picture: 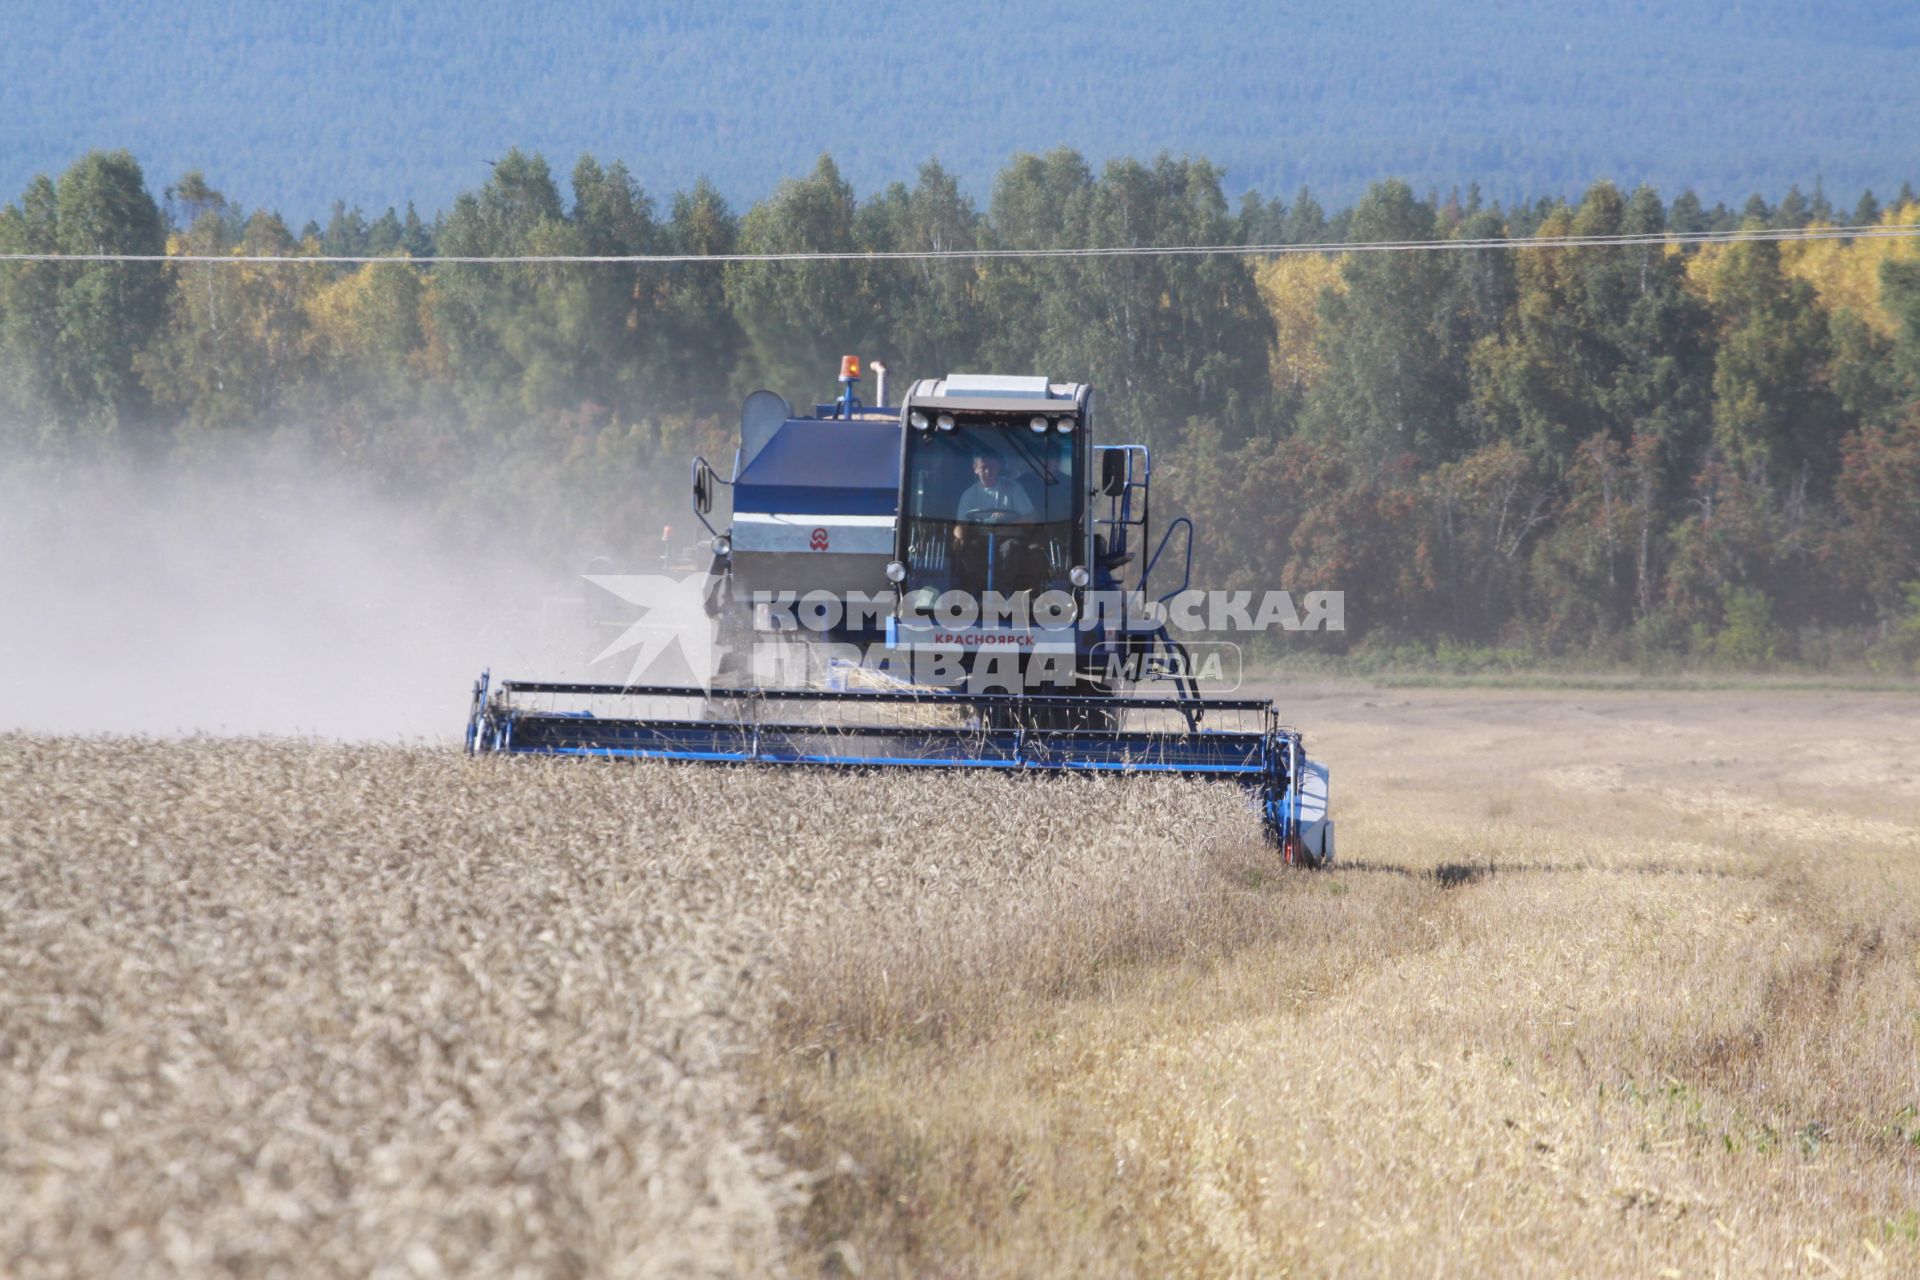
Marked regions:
[3,687,1917,1276]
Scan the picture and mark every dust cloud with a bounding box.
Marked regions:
[0,440,614,739]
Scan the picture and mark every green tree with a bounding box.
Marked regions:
[1664,460,1824,638]
[136,195,318,431]
[366,207,404,255]
[1235,190,1287,245]
[1161,425,1422,646]
[303,258,431,418]
[1076,154,1271,443]
[164,170,227,229]
[656,178,741,411]
[1471,185,1710,626]
[1831,408,1920,618]
[432,148,586,416]
[1527,433,1648,644]
[1707,230,1846,490]
[1284,187,1327,244]
[1472,184,1707,479]
[1417,440,1551,641]
[399,202,434,258]
[567,155,667,415]
[1826,308,1900,428]
[724,154,874,399]
[1704,583,1786,666]
[6,151,170,436]
[1305,180,1470,464]
[321,201,370,258]
[0,175,63,440]
[1668,190,1707,234]
[1883,258,1920,398]
[858,160,985,385]
[1773,184,1810,229]
[976,148,1094,394]
[982,151,1272,448]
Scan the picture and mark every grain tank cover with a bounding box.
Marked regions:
[733,416,900,517]
[728,412,903,598]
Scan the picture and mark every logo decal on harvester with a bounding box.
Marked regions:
[809,527,829,551]
[932,632,1036,646]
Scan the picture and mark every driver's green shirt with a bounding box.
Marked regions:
[956,479,1037,521]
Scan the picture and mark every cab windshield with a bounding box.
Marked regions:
[899,421,1079,604]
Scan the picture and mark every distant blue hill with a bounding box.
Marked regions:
[3,0,1917,222]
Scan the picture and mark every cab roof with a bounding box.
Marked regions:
[905,375,1090,416]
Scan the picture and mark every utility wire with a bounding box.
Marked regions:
[3,221,1918,265]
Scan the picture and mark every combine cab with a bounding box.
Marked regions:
[467,360,1334,864]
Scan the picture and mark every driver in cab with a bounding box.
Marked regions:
[951,447,1035,550]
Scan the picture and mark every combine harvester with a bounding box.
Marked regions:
[467,361,1334,865]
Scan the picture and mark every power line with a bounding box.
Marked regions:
[3,221,1918,266]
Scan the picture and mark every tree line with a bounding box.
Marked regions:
[3,148,1919,669]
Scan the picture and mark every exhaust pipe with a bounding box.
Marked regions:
[871,360,888,408]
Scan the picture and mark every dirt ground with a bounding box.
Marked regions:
[3,686,1917,1277]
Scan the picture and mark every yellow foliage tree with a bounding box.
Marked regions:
[1253,252,1346,398]
[302,260,437,393]
[303,266,375,369]
[1688,201,1920,333]
[1779,200,1920,334]
[136,212,320,430]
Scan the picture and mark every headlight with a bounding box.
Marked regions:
[885,560,908,583]
[936,413,956,431]
[1029,416,1048,433]
[1069,564,1091,587]
[1056,417,1076,433]
[909,411,929,430]
[711,535,732,557]
[1034,589,1078,626]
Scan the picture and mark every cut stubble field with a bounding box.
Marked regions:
[2,687,1917,1277]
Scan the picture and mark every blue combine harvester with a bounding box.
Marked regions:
[467,360,1334,865]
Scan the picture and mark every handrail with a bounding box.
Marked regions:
[1092,444,1151,588]
[1144,516,1194,604]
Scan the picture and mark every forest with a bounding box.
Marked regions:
[6,1,1917,218]
[3,147,1919,671]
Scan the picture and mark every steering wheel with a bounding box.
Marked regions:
[953,506,1019,536]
